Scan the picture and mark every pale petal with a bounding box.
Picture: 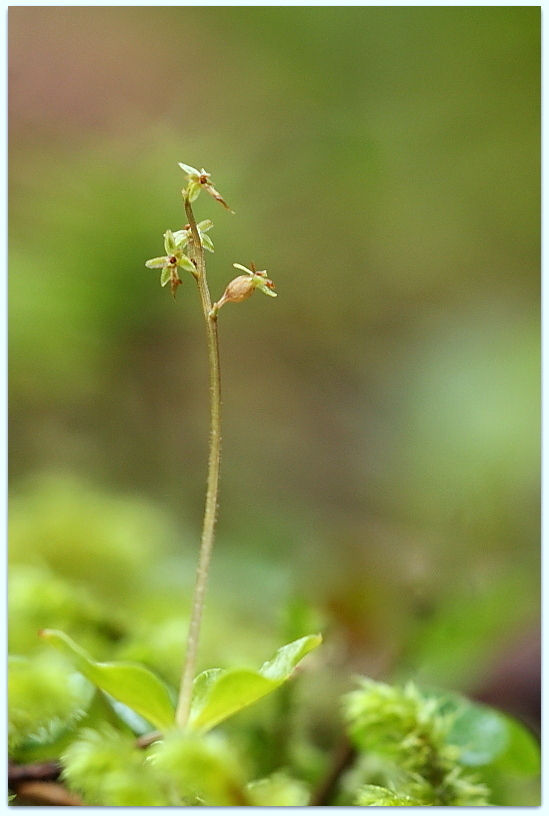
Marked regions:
[233,263,252,275]
[178,162,200,177]
[145,257,168,269]
[201,233,215,253]
[163,230,177,254]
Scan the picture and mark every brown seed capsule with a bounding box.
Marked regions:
[218,275,255,307]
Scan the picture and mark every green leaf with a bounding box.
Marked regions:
[447,701,508,767]
[189,670,273,733]
[259,633,322,680]
[490,714,540,777]
[160,267,171,287]
[433,691,539,776]
[188,634,322,734]
[41,629,175,731]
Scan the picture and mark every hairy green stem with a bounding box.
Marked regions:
[175,195,222,730]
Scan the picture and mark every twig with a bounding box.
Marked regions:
[135,729,162,749]
[10,781,83,806]
[309,736,357,806]
[8,759,61,784]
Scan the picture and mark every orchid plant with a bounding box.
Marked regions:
[40,162,321,747]
[9,165,539,807]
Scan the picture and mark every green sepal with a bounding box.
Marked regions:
[160,267,171,287]
[201,233,215,253]
[40,629,175,731]
[188,634,322,733]
[163,230,178,255]
[178,162,200,177]
[197,220,213,232]
[145,257,168,269]
[254,280,277,297]
[172,230,190,248]
[186,181,201,203]
[177,254,196,273]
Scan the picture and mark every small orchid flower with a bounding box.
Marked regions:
[210,262,277,317]
[178,163,234,213]
[145,229,197,298]
[172,220,215,253]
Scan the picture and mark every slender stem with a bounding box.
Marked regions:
[175,196,222,730]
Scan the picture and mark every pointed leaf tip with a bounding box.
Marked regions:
[187,634,322,734]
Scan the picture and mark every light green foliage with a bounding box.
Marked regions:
[344,679,490,805]
[114,616,187,688]
[356,785,424,806]
[8,654,93,756]
[149,731,247,805]
[246,772,310,806]
[492,714,541,776]
[188,634,322,733]
[62,725,167,806]
[9,474,174,603]
[8,564,120,656]
[42,629,321,738]
[402,571,538,690]
[345,679,541,806]
[41,629,176,731]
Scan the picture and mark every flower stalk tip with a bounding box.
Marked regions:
[179,163,234,213]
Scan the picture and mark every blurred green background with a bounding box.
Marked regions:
[9,6,540,736]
